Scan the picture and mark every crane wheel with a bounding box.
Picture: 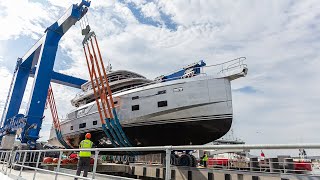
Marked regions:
[178,154,192,167]
[190,154,197,167]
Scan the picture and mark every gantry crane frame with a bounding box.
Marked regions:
[0,0,91,149]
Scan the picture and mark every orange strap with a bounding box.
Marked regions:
[82,35,117,123]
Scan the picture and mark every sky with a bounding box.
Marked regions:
[0,0,320,155]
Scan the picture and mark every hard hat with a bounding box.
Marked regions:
[85,133,91,139]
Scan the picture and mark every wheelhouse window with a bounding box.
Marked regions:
[79,123,86,129]
[158,101,168,107]
[132,105,139,111]
[93,121,97,125]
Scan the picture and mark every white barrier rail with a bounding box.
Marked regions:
[0,143,320,180]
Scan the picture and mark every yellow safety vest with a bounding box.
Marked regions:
[203,154,208,161]
[79,139,93,157]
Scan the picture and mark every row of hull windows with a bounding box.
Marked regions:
[70,120,98,130]
[70,100,169,130]
[132,100,168,111]
[70,88,176,130]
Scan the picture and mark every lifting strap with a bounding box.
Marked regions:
[47,84,73,149]
[82,32,132,147]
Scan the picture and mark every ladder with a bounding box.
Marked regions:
[47,84,73,149]
[82,32,132,147]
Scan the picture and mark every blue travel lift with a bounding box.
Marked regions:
[0,0,208,151]
[0,0,91,149]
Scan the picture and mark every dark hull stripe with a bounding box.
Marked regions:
[61,114,233,137]
[123,114,233,127]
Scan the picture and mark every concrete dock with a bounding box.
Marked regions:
[2,164,320,180]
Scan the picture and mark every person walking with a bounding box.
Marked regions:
[75,133,93,180]
[202,151,208,168]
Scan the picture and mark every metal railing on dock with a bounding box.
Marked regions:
[0,144,320,180]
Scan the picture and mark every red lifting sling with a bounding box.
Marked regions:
[82,32,132,147]
[47,84,73,148]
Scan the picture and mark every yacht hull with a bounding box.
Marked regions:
[48,76,234,148]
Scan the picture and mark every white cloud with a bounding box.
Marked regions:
[1,0,320,148]
[140,2,161,21]
[0,67,11,119]
[126,0,146,6]
[0,0,55,40]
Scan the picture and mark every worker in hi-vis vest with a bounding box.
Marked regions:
[75,133,93,180]
[202,151,208,167]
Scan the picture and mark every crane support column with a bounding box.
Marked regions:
[21,32,61,147]
[4,60,30,125]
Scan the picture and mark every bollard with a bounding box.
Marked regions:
[249,158,259,171]
[284,158,294,173]
[269,158,280,173]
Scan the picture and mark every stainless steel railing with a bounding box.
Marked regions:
[1,143,320,180]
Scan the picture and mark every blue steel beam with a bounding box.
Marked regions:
[50,71,87,89]
[21,31,61,145]
[158,60,206,82]
[30,68,87,89]
[4,64,31,124]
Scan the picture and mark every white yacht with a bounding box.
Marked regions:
[48,57,248,148]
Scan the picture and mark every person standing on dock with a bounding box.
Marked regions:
[75,133,93,180]
[260,150,265,161]
[202,151,208,167]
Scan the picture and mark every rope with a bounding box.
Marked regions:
[83,45,118,147]
[46,84,73,149]
[84,15,90,27]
